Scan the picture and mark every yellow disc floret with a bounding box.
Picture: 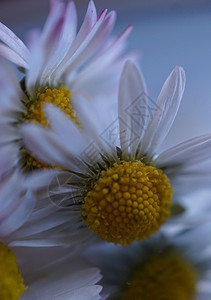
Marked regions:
[26,85,78,126]
[82,161,172,245]
[121,251,197,300]
[0,242,27,299]
[23,85,78,170]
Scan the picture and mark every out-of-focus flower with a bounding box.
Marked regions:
[0,171,104,300]
[86,225,211,299]
[0,0,133,172]
[21,60,211,246]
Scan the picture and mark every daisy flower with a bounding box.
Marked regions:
[87,226,211,300]
[0,0,133,172]
[21,60,211,246]
[0,171,104,300]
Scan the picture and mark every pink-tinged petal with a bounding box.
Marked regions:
[0,43,28,68]
[0,22,29,65]
[140,66,185,157]
[77,0,97,36]
[118,60,147,157]
[26,1,65,93]
[40,0,65,46]
[100,25,133,60]
[72,26,133,92]
[53,8,108,83]
[62,11,116,79]
[68,0,97,52]
[40,1,77,86]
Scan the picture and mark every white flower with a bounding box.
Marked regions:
[0,171,104,300]
[0,0,133,172]
[21,60,211,246]
[86,226,211,300]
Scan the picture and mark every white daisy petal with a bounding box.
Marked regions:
[52,0,98,83]
[62,285,103,300]
[22,169,59,190]
[52,1,100,83]
[0,21,29,65]
[10,229,91,247]
[44,103,88,152]
[41,1,77,86]
[21,255,103,300]
[40,0,65,46]
[72,0,98,45]
[73,94,107,154]
[25,30,43,94]
[0,173,22,212]
[63,11,116,78]
[0,144,18,175]
[0,189,35,237]
[141,66,185,156]
[27,1,65,93]
[80,0,98,33]
[21,123,82,170]
[10,211,72,239]
[0,42,28,68]
[118,60,147,157]
[72,25,133,96]
[0,124,19,145]
[0,58,24,110]
[54,9,110,82]
[156,134,211,167]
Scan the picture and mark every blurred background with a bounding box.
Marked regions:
[0,0,211,150]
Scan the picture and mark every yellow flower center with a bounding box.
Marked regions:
[25,85,78,126]
[0,242,27,300]
[23,85,78,170]
[121,251,197,300]
[82,161,172,245]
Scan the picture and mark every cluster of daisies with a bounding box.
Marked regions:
[0,0,211,299]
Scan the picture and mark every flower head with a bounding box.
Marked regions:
[21,60,211,246]
[0,0,133,172]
